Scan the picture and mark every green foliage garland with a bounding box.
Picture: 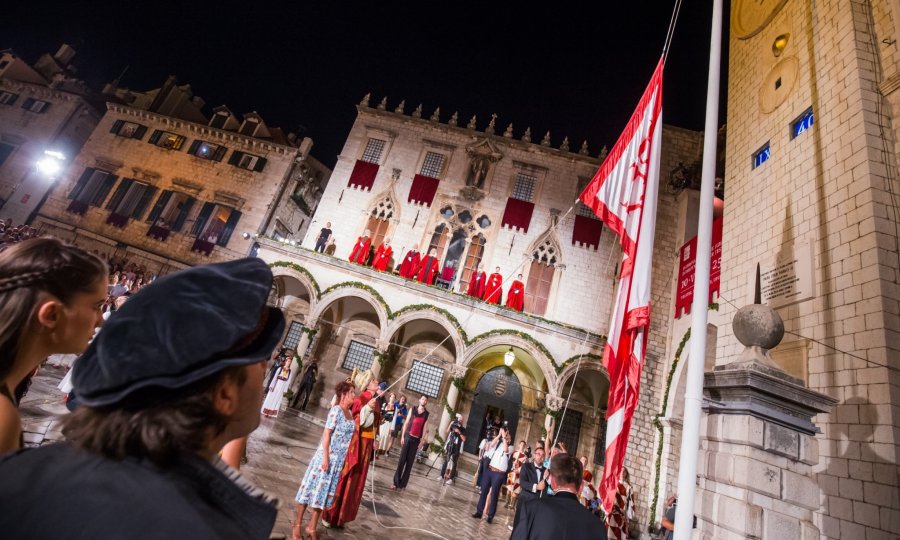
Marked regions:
[390,304,469,343]
[554,353,604,375]
[269,261,322,296]
[451,376,466,391]
[469,328,558,368]
[321,281,392,317]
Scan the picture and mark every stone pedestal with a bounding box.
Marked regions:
[693,365,836,540]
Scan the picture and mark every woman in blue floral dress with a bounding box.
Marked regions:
[294,380,357,540]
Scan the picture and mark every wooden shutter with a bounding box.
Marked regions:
[219,209,242,246]
[147,190,172,223]
[191,202,215,236]
[187,140,201,156]
[133,125,148,140]
[92,174,118,207]
[110,120,124,134]
[131,186,158,220]
[68,168,94,200]
[523,261,555,315]
[21,98,35,110]
[213,146,227,161]
[173,197,195,232]
[148,130,162,145]
[105,179,133,210]
[228,151,243,166]
[460,235,485,292]
[253,157,267,172]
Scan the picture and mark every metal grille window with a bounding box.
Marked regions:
[342,340,375,371]
[511,173,536,201]
[361,138,386,164]
[282,321,305,349]
[420,151,445,178]
[576,177,597,217]
[406,360,444,398]
[554,409,583,457]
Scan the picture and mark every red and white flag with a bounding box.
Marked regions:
[579,57,663,514]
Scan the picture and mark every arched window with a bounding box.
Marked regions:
[428,223,450,260]
[459,233,486,292]
[364,196,394,246]
[524,239,558,315]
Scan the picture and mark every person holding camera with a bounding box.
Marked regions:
[471,425,512,523]
[440,413,466,485]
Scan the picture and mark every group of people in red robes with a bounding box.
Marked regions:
[348,230,394,272]
[465,264,526,312]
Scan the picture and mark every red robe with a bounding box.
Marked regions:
[399,250,420,278]
[416,256,440,284]
[322,390,381,527]
[506,279,525,311]
[484,273,503,304]
[348,236,371,264]
[372,244,393,271]
[467,271,486,298]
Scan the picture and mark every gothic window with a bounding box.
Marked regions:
[420,151,446,178]
[428,223,450,260]
[511,173,536,202]
[525,239,558,315]
[361,138,387,164]
[365,195,394,246]
[459,233,486,293]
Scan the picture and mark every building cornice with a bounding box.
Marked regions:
[0,78,85,103]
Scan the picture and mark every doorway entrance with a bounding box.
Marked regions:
[464,366,523,454]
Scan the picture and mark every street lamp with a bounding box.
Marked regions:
[504,347,515,367]
[35,150,66,179]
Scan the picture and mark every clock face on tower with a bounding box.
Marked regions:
[732,0,789,39]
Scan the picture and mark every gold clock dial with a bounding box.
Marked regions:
[733,0,789,39]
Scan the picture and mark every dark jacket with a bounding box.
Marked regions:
[511,491,608,540]
[0,443,277,540]
[517,459,548,501]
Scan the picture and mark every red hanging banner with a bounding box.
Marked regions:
[674,216,723,318]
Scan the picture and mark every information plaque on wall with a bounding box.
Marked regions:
[758,240,815,308]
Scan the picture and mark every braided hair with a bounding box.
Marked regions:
[0,237,107,382]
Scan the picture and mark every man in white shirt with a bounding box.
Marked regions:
[471,426,511,524]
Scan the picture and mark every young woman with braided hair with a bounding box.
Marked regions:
[0,237,107,453]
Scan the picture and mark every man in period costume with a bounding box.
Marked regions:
[506,273,525,311]
[372,238,393,271]
[467,263,487,298]
[484,266,503,304]
[348,229,371,265]
[322,370,381,528]
[416,248,440,285]
[398,243,421,278]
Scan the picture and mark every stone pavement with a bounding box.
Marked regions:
[18,366,516,540]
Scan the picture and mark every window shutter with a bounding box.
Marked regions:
[219,209,242,246]
[253,157,267,172]
[133,125,148,140]
[110,120,124,134]
[21,98,35,110]
[173,197,195,232]
[131,186,158,220]
[68,168,94,200]
[191,202,215,236]
[187,140,201,156]
[92,174,119,207]
[148,130,162,145]
[228,151,243,166]
[147,190,172,223]
[39,102,50,113]
[214,146,227,162]
[105,178,133,210]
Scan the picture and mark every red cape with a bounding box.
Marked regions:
[484,273,503,304]
[416,256,440,284]
[399,250,420,278]
[372,244,393,271]
[506,279,525,311]
[349,236,371,264]
[467,271,486,298]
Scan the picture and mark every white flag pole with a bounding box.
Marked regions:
[673,0,722,538]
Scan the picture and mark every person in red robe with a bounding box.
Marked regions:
[506,273,525,311]
[398,243,421,278]
[372,238,393,271]
[416,248,440,284]
[484,266,503,304]
[348,229,371,264]
[467,263,487,298]
[322,374,382,529]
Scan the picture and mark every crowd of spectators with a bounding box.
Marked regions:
[0,219,41,250]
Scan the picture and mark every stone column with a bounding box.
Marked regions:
[285,324,315,393]
[370,339,389,381]
[544,394,564,442]
[438,364,467,437]
[520,409,535,446]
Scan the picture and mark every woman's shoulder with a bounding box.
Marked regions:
[0,399,22,453]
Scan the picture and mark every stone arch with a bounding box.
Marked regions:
[555,359,610,471]
[555,356,608,398]
[383,309,465,359]
[462,333,557,393]
[309,286,389,333]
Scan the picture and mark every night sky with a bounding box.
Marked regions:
[2,1,729,168]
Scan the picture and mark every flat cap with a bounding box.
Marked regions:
[73,258,285,406]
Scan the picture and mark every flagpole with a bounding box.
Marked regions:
[673,0,721,538]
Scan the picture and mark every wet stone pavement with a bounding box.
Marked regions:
[19,367,514,540]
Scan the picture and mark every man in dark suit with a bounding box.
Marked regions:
[512,446,548,529]
[510,453,607,540]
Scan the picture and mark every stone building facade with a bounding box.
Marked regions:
[33,102,312,273]
[257,95,703,533]
[659,1,900,539]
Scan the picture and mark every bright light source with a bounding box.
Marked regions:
[504,347,515,367]
[44,150,66,160]
[35,150,66,178]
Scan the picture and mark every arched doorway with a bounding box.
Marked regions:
[464,366,523,455]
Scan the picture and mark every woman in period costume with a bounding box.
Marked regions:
[505,440,528,508]
[294,380,357,540]
[377,392,396,456]
[505,273,526,311]
[466,263,487,298]
[398,244,420,278]
[261,358,292,417]
[606,466,636,540]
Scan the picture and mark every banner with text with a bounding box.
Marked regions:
[674,216,723,318]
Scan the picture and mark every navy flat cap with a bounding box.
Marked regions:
[73,258,285,407]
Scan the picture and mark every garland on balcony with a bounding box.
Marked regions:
[390,304,469,343]
[451,376,466,391]
[469,329,557,368]
[320,281,392,317]
[269,261,322,297]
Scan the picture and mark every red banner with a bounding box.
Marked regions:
[674,217,722,319]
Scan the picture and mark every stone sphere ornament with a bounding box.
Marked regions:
[733,304,784,350]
